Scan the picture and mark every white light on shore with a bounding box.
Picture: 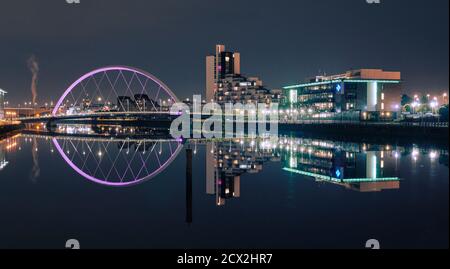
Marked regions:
[429,151,438,160]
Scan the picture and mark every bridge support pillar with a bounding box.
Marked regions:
[46,120,57,132]
[186,148,193,225]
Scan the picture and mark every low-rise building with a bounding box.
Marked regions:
[282,69,401,121]
[215,75,279,106]
[0,89,6,119]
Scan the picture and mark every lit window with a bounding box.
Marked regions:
[289,90,298,104]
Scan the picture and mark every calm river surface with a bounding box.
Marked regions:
[0,127,448,249]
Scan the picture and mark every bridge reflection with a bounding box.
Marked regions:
[2,130,448,210]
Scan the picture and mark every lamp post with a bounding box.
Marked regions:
[430,99,438,115]
[411,102,418,114]
[393,104,400,120]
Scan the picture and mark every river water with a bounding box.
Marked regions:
[0,127,448,249]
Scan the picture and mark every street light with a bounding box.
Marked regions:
[430,100,438,114]
[411,101,419,114]
[429,151,438,160]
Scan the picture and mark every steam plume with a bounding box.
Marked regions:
[27,55,39,105]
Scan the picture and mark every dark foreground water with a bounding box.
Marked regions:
[0,129,448,249]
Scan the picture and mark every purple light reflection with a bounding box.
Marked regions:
[51,66,183,186]
[52,138,183,187]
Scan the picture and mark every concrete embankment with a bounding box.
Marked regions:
[279,122,449,146]
[0,122,24,137]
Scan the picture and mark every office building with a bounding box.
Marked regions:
[206,45,241,102]
[117,96,136,112]
[206,44,280,106]
[216,75,279,106]
[282,69,401,121]
[134,94,160,111]
[0,88,6,119]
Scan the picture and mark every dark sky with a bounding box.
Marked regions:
[0,0,448,105]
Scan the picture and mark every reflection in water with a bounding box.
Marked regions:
[0,126,448,249]
[2,125,449,203]
[25,123,183,186]
[205,137,409,205]
[30,137,40,182]
[282,140,402,193]
[0,139,10,170]
[51,136,183,187]
[0,134,20,171]
[186,148,193,225]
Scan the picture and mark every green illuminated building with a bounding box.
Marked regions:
[281,69,401,121]
[0,88,6,120]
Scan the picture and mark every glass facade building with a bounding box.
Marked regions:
[281,69,401,121]
[0,89,6,119]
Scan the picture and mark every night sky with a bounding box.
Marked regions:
[0,0,448,105]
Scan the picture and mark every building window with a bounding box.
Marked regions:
[0,92,4,120]
[289,90,298,104]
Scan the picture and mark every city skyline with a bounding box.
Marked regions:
[0,0,448,105]
[0,0,448,253]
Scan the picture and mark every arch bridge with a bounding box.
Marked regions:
[19,66,180,127]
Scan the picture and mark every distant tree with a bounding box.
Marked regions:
[420,95,429,105]
[417,105,430,113]
[403,104,411,113]
[439,105,449,122]
[415,95,430,112]
[400,94,413,106]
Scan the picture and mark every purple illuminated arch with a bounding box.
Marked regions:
[51,66,182,187]
[52,66,179,116]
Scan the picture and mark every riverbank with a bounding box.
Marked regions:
[279,122,449,147]
[0,122,24,137]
